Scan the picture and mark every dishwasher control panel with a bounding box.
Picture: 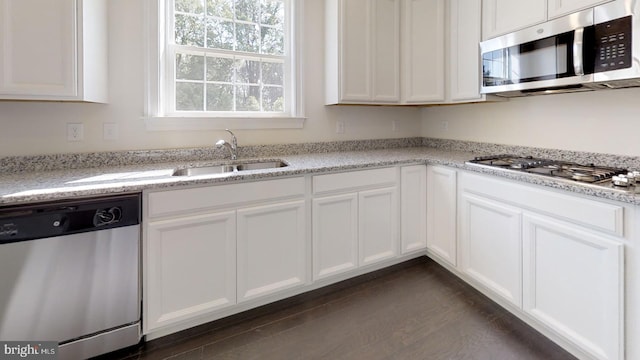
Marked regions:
[0,194,140,244]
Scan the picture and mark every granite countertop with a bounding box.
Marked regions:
[1,143,639,207]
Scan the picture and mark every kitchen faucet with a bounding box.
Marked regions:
[216,129,238,160]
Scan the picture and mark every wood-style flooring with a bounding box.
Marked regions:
[104,257,576,360]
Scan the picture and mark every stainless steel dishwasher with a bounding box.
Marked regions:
[0,194,141,359]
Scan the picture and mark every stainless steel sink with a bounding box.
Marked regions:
[172,160,287,176]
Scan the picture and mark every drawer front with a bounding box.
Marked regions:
[459,172,624,236]
[313,167,397,194]
[147,177,305,218]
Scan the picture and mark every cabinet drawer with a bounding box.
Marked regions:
[147,177,305,219]
[459,172,624,236]
[313,167,397,194]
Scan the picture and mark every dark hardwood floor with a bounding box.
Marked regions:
[104,257,577,360]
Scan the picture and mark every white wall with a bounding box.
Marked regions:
[0,0,421,157]
[422,88,640,156]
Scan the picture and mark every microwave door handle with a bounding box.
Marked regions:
[573,27,584,76]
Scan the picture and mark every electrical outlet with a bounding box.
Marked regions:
[392,119,399,132]
[103,123,118,141]
[67,123,84,142]
[441,120,449,132]
[336,120,345,134]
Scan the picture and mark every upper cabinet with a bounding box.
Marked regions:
[548,0,614,19]
[0,0,107,102]
[401,0,445,103]
[482,0,614,40]
[482,0,547,40]
[325,0,401,104]
[326,0,486,105]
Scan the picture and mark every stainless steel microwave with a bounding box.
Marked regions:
[480,0,640,97]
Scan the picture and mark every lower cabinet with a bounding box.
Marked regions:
[459,192,523,308]
[426,165,456,265]
[401,165,427,254]
[523,214,623,360]
[359,187,398,265]
[457,170,625,360]
[237,200,307,302]
[312,166,419,281]
[312,193,358,280]
[143,178,307,333]
[145,211,237,331]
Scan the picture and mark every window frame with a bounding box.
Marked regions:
[144,0,305,130]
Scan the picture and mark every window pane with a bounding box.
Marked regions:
[260,0,284,26]
[262,86,283,112]
[207,57,234,82]
[261,61,283,85]
[261,26,284,55]
[236,85,260,111]
[176,54,204,80]
[207,19,234,50]
[236,23,260,53]
[175,0,204,14]
[207,0,232,18]
[206,84,234,110]
[235,59,260,85]
[235,0,260,23]
[175,14,205,47]
[176,82,204,110]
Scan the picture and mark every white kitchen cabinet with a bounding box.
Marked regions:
[312,194,358,280]
[237,200,307,302]
[482,0,547,40]
[459,192,523,307]
[523,214,623,360]
[448,0,484,102]
[0,0,107,102]
[144,177,307,334]
[482,0,614,40]
[359,187,399,265]
[325,0,400,104]
[457,170,627,359]
[400,165,427,254]
[312,167,400,279]
[547,0,613,19]
[426,165,457,266]
[401,0,445,103]
[145,211,236,331]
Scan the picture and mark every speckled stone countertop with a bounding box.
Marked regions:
[1,139,639,207]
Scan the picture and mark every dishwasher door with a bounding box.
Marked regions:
[0,195,141,359]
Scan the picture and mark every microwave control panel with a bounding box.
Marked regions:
[594,15,632,72]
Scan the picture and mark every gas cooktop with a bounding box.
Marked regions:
[467,154,638,189]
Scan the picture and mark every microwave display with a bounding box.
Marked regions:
[593,15,632,72]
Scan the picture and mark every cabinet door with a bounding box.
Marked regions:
[482,0,547,40]
[0,0,77,97]
[339,0,372,102]
[359,187,398,266]
[402,0,445,103]
[523,214,623,360]
[548,0,612,19]
[237,200,307,302]
[426,166,457,266]
[401,165,427,254]
[448,0,483,102]
[312,194,359,280]
[372,0,400,102]
[460,192,522,307]
[145,211,236,332]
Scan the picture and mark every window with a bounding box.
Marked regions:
[145,0,304,130]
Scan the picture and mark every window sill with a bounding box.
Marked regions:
[144,116,306,131]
